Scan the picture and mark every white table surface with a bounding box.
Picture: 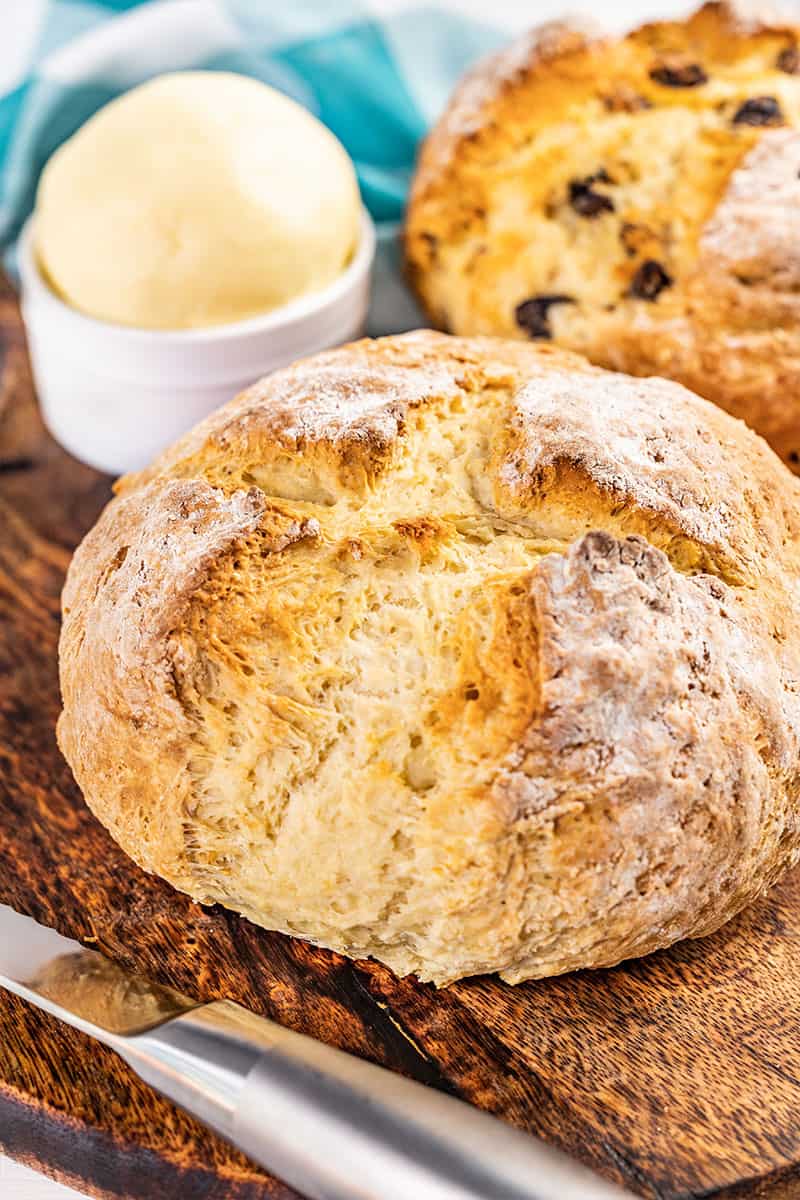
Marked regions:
[0,0,738,1193]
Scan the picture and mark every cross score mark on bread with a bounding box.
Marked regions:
[57,332,800,984]
[405,1,800,471]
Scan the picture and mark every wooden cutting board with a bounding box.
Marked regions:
[2,278,800,1200]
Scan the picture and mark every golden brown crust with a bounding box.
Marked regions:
[405,1,800,469]
[58,331,800,984]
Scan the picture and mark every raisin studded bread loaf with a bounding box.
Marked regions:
[58,332,800,984]
[405,1,800,470]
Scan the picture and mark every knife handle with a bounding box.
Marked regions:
[119,999,634,1200]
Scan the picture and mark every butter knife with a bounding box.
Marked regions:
[0,903,633,1200]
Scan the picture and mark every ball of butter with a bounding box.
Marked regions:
[35,72,361,329]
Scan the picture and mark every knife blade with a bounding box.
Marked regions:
[0,902,197,1037]
[0,904,635,1200]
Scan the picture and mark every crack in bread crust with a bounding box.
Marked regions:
[58,330,800,984]
[405,1,800,470]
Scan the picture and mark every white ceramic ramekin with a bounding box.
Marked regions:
[18,209,375,476]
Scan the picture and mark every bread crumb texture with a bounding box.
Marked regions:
[58,331,800,984]
[405,1,800,471]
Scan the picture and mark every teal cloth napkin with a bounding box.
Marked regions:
[0,0,503,332]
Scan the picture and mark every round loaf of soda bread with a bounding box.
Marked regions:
[405,1,800,471]
[58,331,800,984]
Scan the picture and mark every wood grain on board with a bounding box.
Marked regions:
[0,277,798,1200]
